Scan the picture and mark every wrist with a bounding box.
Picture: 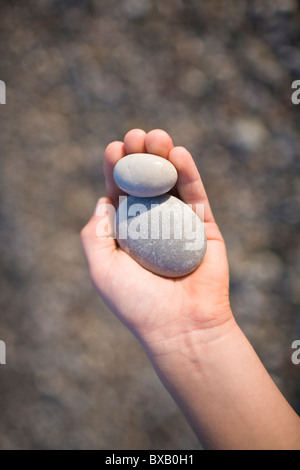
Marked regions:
[139,307,236,360]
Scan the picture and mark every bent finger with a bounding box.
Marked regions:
[104,141,126,207]
[81,197,117,281]
[168,146,215,223]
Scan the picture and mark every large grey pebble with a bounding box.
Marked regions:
[113,153,178,197]
[116,194,206,278]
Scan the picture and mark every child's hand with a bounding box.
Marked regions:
[81,129,300,449]
[81,129,232,352]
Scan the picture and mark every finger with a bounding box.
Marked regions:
[168,146,215,223]
[81,197,117,283]
[124,128,147,154]
[104,141,126,207]
[145,129,174,158]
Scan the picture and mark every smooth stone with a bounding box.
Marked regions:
[113,153,178,197]
[116,194,207,278]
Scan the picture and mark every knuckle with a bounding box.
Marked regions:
[80,222,91,240]
[81,216,99,241]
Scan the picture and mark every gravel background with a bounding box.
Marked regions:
[0,0,299,449]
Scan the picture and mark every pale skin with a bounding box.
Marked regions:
[81,128,300,450]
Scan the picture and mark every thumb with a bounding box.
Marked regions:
[80,197,117,283]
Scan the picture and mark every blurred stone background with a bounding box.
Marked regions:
[0,0,299,449]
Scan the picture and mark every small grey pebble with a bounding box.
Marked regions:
[113,153,178,197]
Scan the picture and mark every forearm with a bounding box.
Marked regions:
[143,316,300,450]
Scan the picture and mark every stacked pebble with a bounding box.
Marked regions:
[113,153,207,277]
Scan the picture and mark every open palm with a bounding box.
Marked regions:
[81,129,232,346]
